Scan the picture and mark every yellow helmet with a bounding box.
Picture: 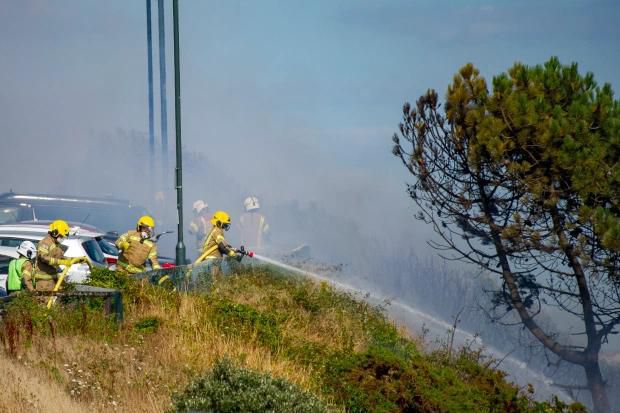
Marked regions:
[49,220,70,238]
[137,215,156,229]
[211,211,231,230]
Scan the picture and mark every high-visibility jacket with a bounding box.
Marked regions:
[200,226,234,260]
[239,212,269,250]
[115,230,160,274]
[7,258,34,292]
[35,234,68,280]
[189,214,210,248]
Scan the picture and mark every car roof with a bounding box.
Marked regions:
[0,192,132,207]
[19,220,105,234]
[0,224,104,238]
[0,245,19,258]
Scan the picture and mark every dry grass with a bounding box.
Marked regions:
[0,356,85,413]
[0,269,573,413]
[1,278,322,412]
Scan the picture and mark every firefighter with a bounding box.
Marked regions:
[115,215,161,274]
[6,241,37,294]
[34,220,88,292]
[189,199,210,251]
[195,211,238,274]
[239,196,270,251]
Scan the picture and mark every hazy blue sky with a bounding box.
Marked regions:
[3,0,620,393]
[1,0,619,243]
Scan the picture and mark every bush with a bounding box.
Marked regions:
[170,359,330,413]
[85,267,130,290]
[212,299,284,352]
[322,345,586,413]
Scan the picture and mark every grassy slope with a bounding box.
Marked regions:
[0,267,584,413]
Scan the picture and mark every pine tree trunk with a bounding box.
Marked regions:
[585,361,610,413]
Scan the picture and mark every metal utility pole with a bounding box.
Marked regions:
[146,0,155,185]
[173,0,186,265]
[157,0,169,188]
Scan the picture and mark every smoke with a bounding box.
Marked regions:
[2,1,620,408]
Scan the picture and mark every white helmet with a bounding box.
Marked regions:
[193,199,208,214]
[16,240,37,260]
[244,196,260,212]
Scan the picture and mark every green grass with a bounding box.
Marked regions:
[0,265,587,413]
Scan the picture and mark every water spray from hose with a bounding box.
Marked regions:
[250,252,572,402]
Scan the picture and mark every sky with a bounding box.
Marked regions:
[1,0,619,279]
[2,0,619,240]
[2,0,620,403]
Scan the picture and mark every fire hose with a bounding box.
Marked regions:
[193,245,254,266]
[47,257,93,309]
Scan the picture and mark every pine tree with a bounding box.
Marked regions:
[392,57,620,413]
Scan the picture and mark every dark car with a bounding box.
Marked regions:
[0,192,148,233]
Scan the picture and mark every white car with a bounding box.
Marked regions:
[0,224,107,283]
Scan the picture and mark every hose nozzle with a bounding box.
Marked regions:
[236,246,255,258]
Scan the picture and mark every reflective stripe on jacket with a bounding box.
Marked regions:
[35,234,65,277]
[189,215,211,249]
[115,230,160,273]
[239,212,269,249]
[200,226,232,259]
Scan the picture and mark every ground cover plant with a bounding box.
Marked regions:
[0,265,585,412]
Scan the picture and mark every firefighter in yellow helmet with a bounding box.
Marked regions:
[195,211,239,274]
[239,196,270,251]
[34,220,88,292]
[188,199,210,252]
[115,215,161,274]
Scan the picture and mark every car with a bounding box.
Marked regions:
[9,221,176,270]
[0,224,108,283]
[19,220,121,267]
[0,191,148,234]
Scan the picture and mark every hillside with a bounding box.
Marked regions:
[0,266,585,413]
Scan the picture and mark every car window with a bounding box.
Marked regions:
[33,204,142,233]
[0,255,12,274]
[0,207,20,224]
[97,238,118,256]
[0,205,34,223]
[0,237,39,248]
[81,239,106,264]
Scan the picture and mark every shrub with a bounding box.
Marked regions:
[85,267,130,290]
[170,359,330,413]
[323,346,425,413]
[212,299,284,352]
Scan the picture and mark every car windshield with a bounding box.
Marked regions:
[32,204,147,233]
[97,238,118,256]
[81,239,106,265]
[0,207,20,224]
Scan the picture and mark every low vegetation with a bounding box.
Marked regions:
[0,265,585,412]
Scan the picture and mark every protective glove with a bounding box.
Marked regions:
[227,250,237,257]
[56,258,73,266]
[118,241,130,251]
